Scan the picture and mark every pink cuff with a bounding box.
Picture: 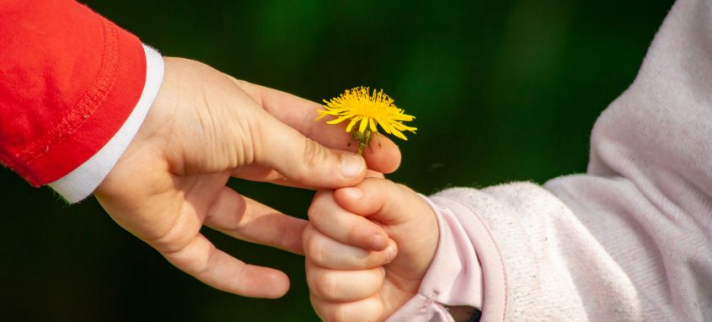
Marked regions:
[387,194,506,321]
[430,195,507,322]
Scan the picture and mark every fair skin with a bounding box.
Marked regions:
[303,178,442,322]
[94,57,401,298]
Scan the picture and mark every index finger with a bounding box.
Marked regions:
[231,79,402,174]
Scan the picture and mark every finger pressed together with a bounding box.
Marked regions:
[306,260,385,302]
[310,293,385,322]
[302,224,397,270]
[308,190,390,252]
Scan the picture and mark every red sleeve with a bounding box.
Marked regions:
[0,0,146,186]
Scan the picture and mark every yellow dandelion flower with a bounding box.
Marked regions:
[317,87,416,155]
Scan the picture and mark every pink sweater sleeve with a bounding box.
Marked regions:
[387,0,712,320]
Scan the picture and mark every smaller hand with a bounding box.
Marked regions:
[303,178,439,322]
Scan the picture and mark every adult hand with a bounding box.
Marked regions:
[94,57,401,298]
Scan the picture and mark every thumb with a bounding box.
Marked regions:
[250,108,366,188]
[333,178,427,225]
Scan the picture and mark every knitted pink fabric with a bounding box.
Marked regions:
[388,0,712,320]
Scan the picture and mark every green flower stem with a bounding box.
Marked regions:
[351,128,374,156]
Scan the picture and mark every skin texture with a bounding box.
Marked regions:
[94,58,401,298]
[304,178,440,322]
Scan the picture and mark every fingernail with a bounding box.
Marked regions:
[341,153,364,179]
[341,187,363,200]
[385,241,397,263]
[370,234,385,251]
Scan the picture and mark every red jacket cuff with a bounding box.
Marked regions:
[0,1,146,186]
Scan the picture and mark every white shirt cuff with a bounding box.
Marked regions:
[49,44,165,203]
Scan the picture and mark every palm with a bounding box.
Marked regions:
[95,57,402,298]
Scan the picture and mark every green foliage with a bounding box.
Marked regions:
[0,0,673,320]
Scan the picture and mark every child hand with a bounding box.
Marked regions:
[303,178,439,322]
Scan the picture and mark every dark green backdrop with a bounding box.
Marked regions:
[0,0,673,321]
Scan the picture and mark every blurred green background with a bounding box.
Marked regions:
[0,0,673,321]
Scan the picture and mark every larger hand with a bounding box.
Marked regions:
[94,58,401,298]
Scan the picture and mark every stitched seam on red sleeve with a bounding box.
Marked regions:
[16,17,120,169]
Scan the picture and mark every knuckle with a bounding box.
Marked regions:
[301,225,313,249]
[150,215,199,255]
[346,223,362,247]
[331,305,352,322]
[310,294,334,322]
[294,138,322,182]
[195,247,214,275]
[302,138,322,168]
[304,235,326,266]
[307,191,332,222]
[366,252,385,268]
[307,197,323,221]
[313,272,339,299]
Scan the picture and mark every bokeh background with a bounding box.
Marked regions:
[0,0,674,320]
